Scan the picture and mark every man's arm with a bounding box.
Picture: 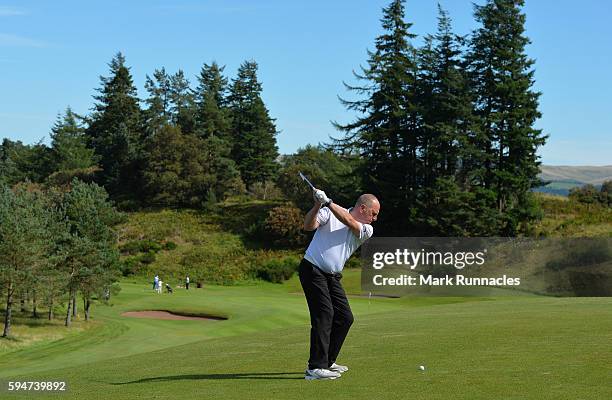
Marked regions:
[328,202,362,237]
[304,202,322,231]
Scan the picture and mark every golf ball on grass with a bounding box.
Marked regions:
[418,365,425,371]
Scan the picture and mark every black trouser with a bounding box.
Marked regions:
[299,258,354,370]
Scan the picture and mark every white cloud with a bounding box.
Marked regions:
[0,33,45,47]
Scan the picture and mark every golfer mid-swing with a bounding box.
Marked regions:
[300,189,380,380]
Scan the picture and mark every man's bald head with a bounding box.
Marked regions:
[352,194,380,224]
[355,194,379,208]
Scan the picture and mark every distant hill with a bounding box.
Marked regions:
[536,165,612,196]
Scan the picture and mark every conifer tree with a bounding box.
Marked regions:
[0,186,53,337]
[169,70,196,134]
[467,0,547,234]
[414,5,486,235]
[194,62,231,140]
[143,68,172,135]
[228,61,279,187]
[86,52,143,200]
[334,0,419,234]
[50,107,97,172]
[143,125,241,207]
[0,139,53,184]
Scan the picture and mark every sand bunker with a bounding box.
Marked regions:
[121,310,226,321]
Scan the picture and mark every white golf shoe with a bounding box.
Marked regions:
[329,363,349,373]
[304,368,341,380]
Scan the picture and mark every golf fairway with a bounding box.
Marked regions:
[1,278,611,400]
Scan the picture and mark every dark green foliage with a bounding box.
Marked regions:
[0,139,53,184]
[569,183,611,206]
[333,0,419,235]
[169,70,196,134]
[334,0,546,236]
[139,251,156,265]
[217,201,282,236]
[228,61,279,186]
[59,179,124,324]
[0,184,55,336]
[251,257,299,283]
[277,145,362,212]
[194,62,231,140]
[0,180,122,332]
[50,107,97,172]
[413,6,492,235]
[143,68,172,135]
[86,52,144,200]
[601,180,612,206]
[142,124,241,207]
[119,238,176,276]
[466,0,547,234]
[163,241,178,251]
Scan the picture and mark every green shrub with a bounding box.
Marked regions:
[263,205,308,247]
[163,241,178,251]
[251,256,300,283]
[139,251,157,265]
[121,256,141,276]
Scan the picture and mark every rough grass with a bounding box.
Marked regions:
[0,311,97,353]
[117,206,301,284]
[533,193,612,237]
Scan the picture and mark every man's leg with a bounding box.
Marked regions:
[298,259,334,370]
[327,275,354,367]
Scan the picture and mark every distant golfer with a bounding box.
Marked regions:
[300,189,379,380]
[185,275,190,290]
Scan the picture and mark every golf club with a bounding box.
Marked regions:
[298,171,316,191]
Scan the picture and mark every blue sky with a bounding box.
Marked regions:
[1,0,610,166]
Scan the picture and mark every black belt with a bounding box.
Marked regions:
[304,258,343,279]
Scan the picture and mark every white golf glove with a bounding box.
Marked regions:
[313,189,330,205]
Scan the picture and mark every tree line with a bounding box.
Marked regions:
[0,57,279,209]
[331,0,548,236]
[1,0,547,238]
[0,180,122,337]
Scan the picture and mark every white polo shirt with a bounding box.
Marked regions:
[304,206,374,274]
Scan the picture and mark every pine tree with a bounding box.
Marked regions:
[50,107,97,172]
[143,125,241,207]
[169,70,196,134]
[59,180,122,326]
[143,68,172,135]
[333,0,419,234]
[467,0,547,234]
[414,5,490,235]
[86,52,143,200]
[228,60,279,187]
[418,5,473,181]
[0,139,53,184]
[194,62,231,140]
[0,185,53,337]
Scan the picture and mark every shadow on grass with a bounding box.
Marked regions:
[114,372,304,384]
